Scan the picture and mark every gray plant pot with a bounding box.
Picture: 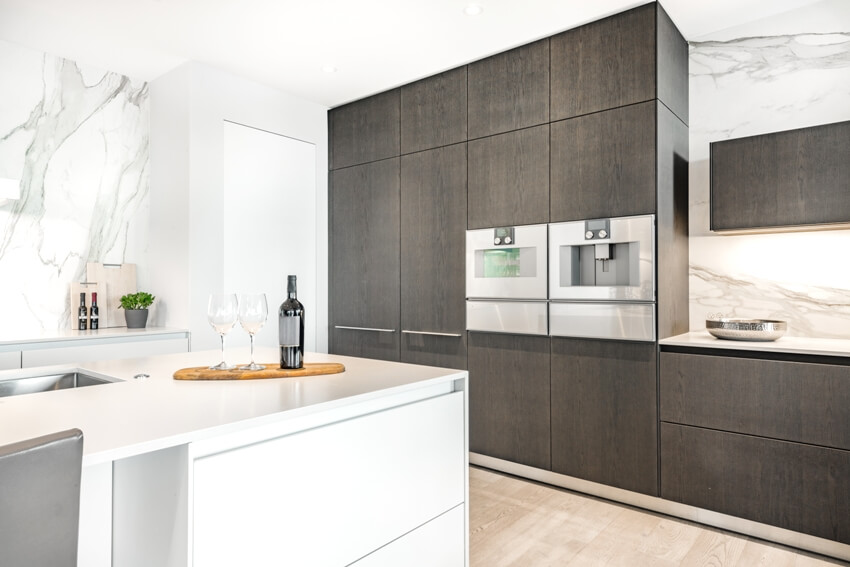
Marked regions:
[124,309,149,329]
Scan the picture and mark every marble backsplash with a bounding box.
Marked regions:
[0,40,149,333]
[688,8,850,339]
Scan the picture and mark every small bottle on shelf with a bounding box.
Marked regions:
[78,292,88,331]
[90,292,100,330]
[279,275,305,369]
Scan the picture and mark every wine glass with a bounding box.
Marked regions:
[238,293,268,371]
[207,293,238,370]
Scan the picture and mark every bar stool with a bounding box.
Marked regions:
[0,428,84,567]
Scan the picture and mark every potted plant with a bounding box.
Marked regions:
[119,292,155,329]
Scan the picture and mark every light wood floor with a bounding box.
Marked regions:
[469,467,849,567]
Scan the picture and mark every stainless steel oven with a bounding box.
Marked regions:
[548,215,655,341]
[465,224,548,335]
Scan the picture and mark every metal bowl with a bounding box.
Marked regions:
[706,318,788,342]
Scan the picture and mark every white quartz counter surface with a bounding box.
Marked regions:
[0,348,466,466]
[0,326,189,347]
[661,331,850,358]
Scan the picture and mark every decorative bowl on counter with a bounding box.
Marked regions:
[706,318,788,342]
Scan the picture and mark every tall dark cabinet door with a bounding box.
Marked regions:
[467,39,550,139]
[468,332,551,470]
[400,144,468,369]
[401,67,467,154]
[330,89,400,170]
[550,4,655,121]
[330,159,400,361]
[468,124,550,229]
[551,338,658,496]
[550,102,656,222]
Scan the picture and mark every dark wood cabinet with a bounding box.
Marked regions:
[329,89,400,170]
[400,144,468,369]
[661,352,850,451]
[468,124,549,229]
[661,423,850,544]
[329,159,400,360]
[711,120,850,231]
[467,39,549,139]
[550,102,656,222]
[551,338,658,496]
[551,4,655,121]
[468,332,551,470]
[400,67,467,154]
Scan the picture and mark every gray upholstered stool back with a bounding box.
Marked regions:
[0,428,84,567]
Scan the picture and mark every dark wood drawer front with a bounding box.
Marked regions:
[661,424,850,544]
[401,332,467,371]
[468,332,551,470]
[330,89,400,169]
[467,39,550,139]
[551,338,658,496]
[550,102,656,222]
[331,328,399,362]
[660,352,850,451]
[711,120,850,231]
[401,67,467,154]
[468,124,549,229]
[550,3,655,121]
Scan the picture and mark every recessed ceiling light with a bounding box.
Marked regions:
[321,65,338,74]
[463,3,483,16]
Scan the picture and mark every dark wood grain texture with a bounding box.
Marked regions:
[660,352,850,451]
[330,159,400,361]
[330,89,400,170]
[550,102,656,222]
[655,3,689,125]
[400,143,468,369]
[551,338,658,496]
[401,67,468,154]
[467,39,550,139]
[661,423,850,544]
[711,120,850,231]
[468,332,551,470]
[550,3,655,121]
[656,102,689,339]
[330,327,399,362]
[468,124,549,229]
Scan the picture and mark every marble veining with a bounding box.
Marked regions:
[0,40,149,333]
[688,22,850,339]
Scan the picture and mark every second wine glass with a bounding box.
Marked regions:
[207,293,238,370]
[238,293,268,371]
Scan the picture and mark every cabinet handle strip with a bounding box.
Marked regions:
[401,330,463,337]
[334,326,396,333]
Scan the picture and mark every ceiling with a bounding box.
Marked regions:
[0,0,828,108]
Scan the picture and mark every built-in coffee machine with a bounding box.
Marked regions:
[548,214,655,341]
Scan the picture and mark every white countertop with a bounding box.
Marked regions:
[0,347,466,465]
[660,331,850,358]
[0,326,189,347]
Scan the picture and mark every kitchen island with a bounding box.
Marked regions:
[0,348,469,567]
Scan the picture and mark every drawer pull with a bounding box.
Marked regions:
[334,326,396,333]
[401,330,463,338]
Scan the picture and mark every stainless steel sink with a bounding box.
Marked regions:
[0,371,119,398]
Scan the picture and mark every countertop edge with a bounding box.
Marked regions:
[660,331,850,358]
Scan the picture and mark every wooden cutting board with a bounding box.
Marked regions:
[173,362,345,381]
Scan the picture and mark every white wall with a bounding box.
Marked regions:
[150,63,328,353]
[687,0,850,338]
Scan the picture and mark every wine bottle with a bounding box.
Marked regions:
[78,292,88,331]
[279,275,305,369]
[90,292,100,330]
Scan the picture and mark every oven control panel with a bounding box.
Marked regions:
[493,226,515,246]
[584,218,610,240]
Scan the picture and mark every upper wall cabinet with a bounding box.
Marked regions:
[710,120,850,232]
[551,3,688,124]
[401,67,468,154]
[467,39,550,140]
[330,89,400,169]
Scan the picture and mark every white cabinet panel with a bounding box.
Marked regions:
[353,504,466,567]
[22,337,188,367]
[0,350,21,370]
[192,391,465,567]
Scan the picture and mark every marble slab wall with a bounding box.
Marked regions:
[688,4,850,338]
[0,39,149,333]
